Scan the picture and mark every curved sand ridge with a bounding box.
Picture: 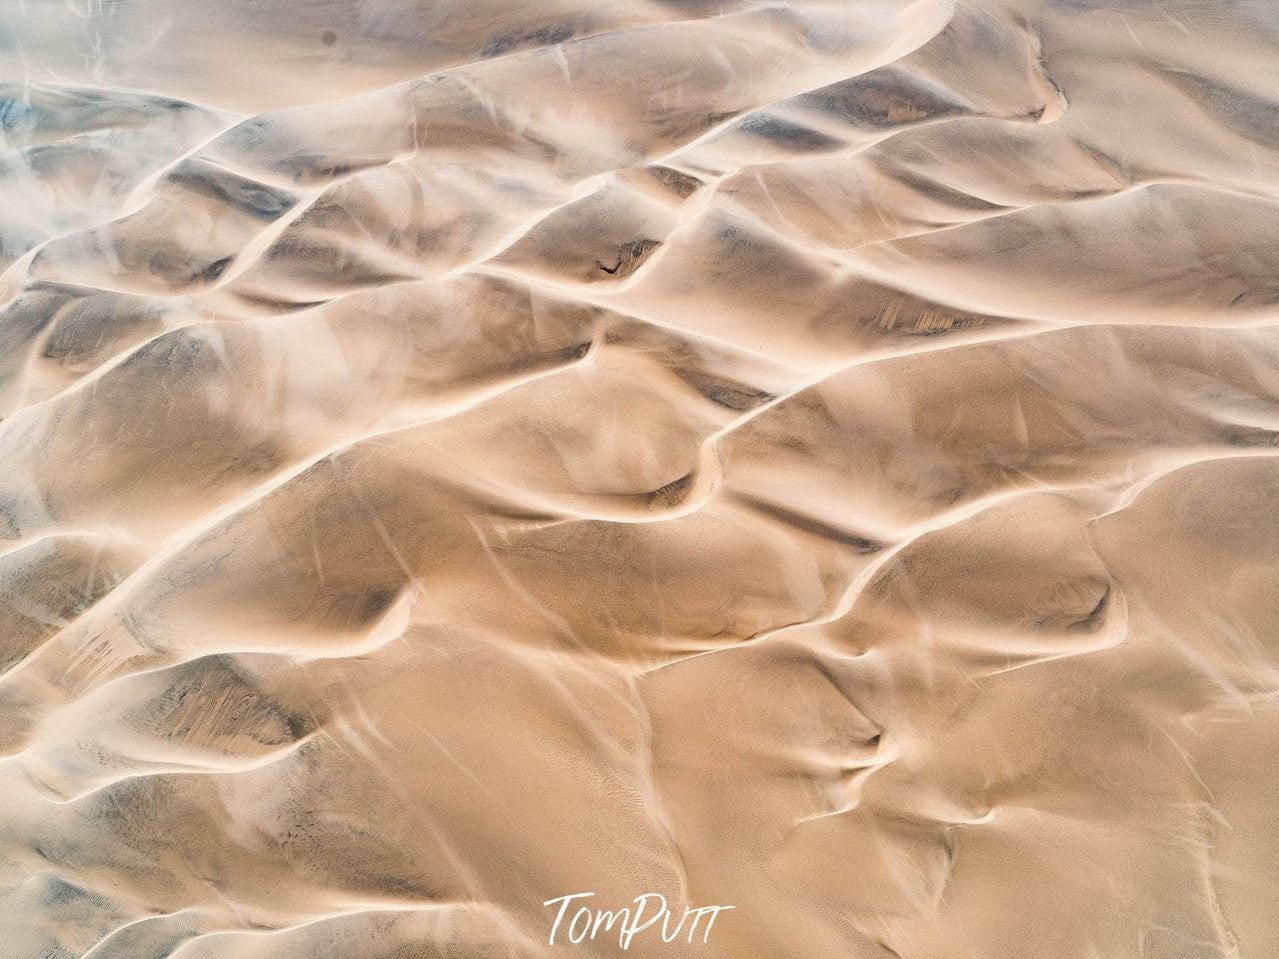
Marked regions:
[1,0,1279,956]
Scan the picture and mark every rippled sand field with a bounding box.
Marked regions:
[1,1,1278,956]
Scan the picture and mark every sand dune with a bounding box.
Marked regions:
[1,0,1278,956]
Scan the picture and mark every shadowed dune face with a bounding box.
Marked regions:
[2,0,1279,957]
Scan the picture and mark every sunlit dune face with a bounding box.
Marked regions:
[645,642,891,835]
[828,492,1127,668]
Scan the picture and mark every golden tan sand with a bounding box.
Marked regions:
[1,0,1278,955]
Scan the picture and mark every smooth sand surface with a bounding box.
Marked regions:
[1,0,1278,956]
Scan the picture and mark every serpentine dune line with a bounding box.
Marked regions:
[1,0,1278,956]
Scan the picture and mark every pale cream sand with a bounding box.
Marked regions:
[1,0,1278,956]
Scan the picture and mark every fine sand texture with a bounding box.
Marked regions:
[2,0,1279,956]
